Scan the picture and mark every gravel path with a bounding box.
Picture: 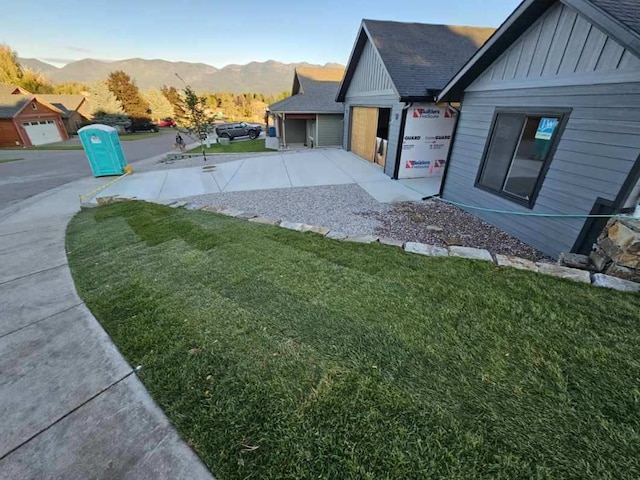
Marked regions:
[366,200,552,262]
[182,184,390,236]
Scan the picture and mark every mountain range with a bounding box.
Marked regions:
[18,57,345,95]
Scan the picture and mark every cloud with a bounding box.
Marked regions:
[64,45,92,53]
[42,57,77,65]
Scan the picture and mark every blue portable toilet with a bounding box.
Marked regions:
[78,124,128,177]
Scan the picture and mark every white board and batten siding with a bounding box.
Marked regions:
[443,1,640,257]
[343,38,404,177]
[316,115,343,147]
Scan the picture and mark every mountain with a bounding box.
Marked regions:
[18,57,345,95]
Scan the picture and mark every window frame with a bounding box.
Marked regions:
[474,107,571,209]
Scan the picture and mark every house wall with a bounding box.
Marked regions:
[0,119,21,147]
[63,111,85,134]
[342,36,404,176]
[442,4,640,257]
[316,114,343,146]
[13,100,68,146]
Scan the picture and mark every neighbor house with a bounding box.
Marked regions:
[0,84,31,95]
[336,20,494,186]
[0,95,69,147]
[37,94,92,134]
[437,0,640,258]
[269,67,345,148]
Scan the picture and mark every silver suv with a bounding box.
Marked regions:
[215,122,261,140]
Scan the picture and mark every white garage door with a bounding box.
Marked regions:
[23,120,62,146]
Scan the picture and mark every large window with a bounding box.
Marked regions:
[476,110,568,207]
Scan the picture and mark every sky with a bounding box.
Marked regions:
[3,0,521,68]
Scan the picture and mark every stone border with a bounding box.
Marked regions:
[87,197,640,294]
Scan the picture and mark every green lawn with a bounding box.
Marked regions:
[0,157,24,163]
[187,138,271,154]
[66,202,640,480]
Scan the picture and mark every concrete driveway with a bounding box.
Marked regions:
[92,149,440,204]
[0,130,176,209]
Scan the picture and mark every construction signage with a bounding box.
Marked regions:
[398,104,458,179]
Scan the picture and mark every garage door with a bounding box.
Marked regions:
[23,120,62,146]
[350,107,378,163]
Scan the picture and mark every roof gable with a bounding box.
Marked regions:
[36,94,86,117]
[438,0,640,101]
[270,67,345,113]
[0,84,30,95]
[337,20,494,102]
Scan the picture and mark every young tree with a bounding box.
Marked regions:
[107,70,150,119]
[88,80,124,115]
[143,88,174,121]
[178,85,216,161]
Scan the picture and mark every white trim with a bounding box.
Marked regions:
[465,69,640,92]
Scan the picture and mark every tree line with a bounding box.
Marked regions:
[1,43,289,124]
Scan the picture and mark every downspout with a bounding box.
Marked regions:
[435,102,461,198]
[315,114,319,148]
[282,113,287,149]
[392,102,412,179]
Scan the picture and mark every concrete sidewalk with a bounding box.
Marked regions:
[0,179,213,479]
[92,149,436,204]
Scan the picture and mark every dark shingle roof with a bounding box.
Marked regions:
[270,67,344,113]
[361,20,495,99]
[590,0,640,37]
[0,94,31,118]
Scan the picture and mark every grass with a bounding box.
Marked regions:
[0,157,24,163]
[66,201,640,480]
[187,138,271,154]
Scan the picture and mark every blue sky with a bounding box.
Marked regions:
[3,0,520,67]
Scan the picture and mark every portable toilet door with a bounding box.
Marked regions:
[78,124,128,177]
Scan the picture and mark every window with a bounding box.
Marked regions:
[31,102,37,110]
[476,110,568,207]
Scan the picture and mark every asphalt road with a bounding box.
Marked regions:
[0,131,177,209]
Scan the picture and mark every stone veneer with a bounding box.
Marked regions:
[590,218,640,282]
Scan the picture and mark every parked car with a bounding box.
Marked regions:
[215,122,261,140]
[125,118,159,133]
[158,118,176,128]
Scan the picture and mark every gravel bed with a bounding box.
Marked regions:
[181,184,390,236]
[365,200,553,262]
[135,152,280,172]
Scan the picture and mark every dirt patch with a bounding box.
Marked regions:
[364,200,553,263]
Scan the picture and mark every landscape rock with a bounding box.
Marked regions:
[234,211,259,219]
[248,217,281,226]
[111,195,137,203]
[344,235,379,243]
[280,221,305,231]
[202,205,223,213]
[425,225,444,232]
[605,263,640,282]
[495,255,538,272]
[169,201,188,209]
[448,246,494,262]
[326,231,348,240]
[536,263,591,283]
[591,273,640,292]
[302,225,331,235]
[184,203,201,210]
[96,196,116,205]
[558,252,591,269]
[219,208,245,217]
[608,220,638,251]
[379,237,405,248]
[589,249,610,271]
[404,242,448,257]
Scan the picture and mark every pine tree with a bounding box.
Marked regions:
[107,70,150,119]
[143,88,175,121]
[89,81,124,115]
[161,85,185,118]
